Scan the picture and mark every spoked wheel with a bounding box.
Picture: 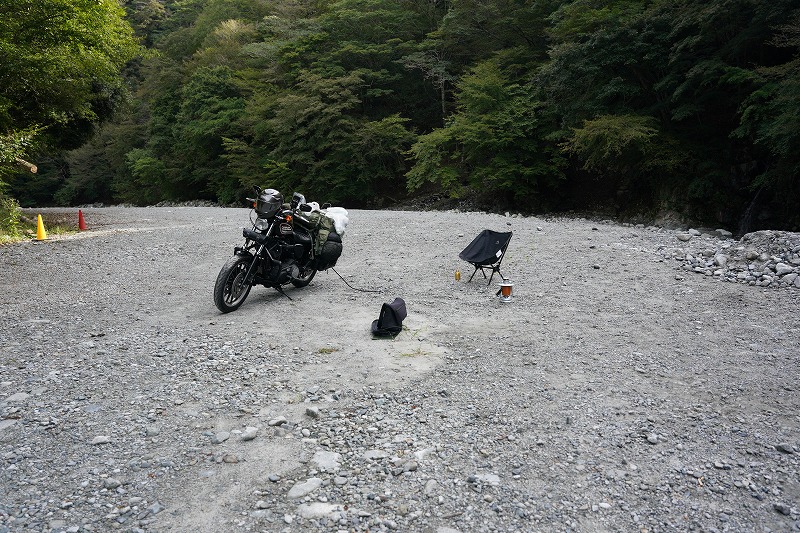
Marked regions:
[214,255,253,313]
[291,264,317,288]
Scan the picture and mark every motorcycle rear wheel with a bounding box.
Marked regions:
[291,264,317,288]
[214,255,253,313]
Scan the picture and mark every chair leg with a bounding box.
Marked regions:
[467,266,479,282]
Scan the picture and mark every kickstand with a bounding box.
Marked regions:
[275,286,293,301]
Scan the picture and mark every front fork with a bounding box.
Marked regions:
[236,242,279,286]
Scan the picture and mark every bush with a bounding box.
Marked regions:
[0,195,21,239]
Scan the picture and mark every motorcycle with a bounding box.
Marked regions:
[213,187,344,313]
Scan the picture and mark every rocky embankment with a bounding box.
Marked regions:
[662,229,800,289]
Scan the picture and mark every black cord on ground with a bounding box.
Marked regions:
[330,267,384,293]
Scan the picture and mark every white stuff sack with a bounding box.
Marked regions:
[323,207,349,237]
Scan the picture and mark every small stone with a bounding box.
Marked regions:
[297,502,343,520]
[424,479,439,496]
[250,509,271,519]
[311,450,341,472]
[414,447,436,461]
[91,436,111,445]
[212,431,230,444]
[403,461,418,472]
[222,454,238,463]
[103,477,122,489]
[677,233,692,242]
[305,407,321,419]
[363,449,389,460]
[268,416,287,426]
[774,502,791,515]
[775,443,795,454]
[149,502,165,515]
[5,392,30,402]
[476,473,500,485]
[646,434,658,444]
[241,427,258,441]
[268,473,281,482]
[287,477,323,499]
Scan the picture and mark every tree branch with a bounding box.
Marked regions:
[15,157,38,173]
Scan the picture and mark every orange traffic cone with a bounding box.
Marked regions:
[78,209,87,231]
[36,214,47,240]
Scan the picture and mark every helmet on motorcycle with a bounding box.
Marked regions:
[256,188,283,218]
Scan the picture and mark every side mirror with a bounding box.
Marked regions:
[322,202,331,209]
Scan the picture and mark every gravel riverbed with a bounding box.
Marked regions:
[1,206,799,533]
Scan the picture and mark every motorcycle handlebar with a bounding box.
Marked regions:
[243,228,269,245]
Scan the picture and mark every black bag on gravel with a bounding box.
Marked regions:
[371,298,407,337]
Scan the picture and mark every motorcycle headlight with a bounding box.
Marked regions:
[254,218,270,231]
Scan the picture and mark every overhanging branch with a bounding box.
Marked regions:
[15,157,37,173]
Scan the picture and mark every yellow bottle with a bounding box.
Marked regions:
[455,269,461,281]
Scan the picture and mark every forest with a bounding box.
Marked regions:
[1,0,799,233]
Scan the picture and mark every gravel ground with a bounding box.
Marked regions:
[1,206,799,533]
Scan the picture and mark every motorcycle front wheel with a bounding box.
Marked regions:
[214,255,253,313]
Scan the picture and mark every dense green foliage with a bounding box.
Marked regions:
[4,0,799,230]
[0,0,142,190]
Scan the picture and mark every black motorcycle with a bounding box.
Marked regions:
[213,187,343,313]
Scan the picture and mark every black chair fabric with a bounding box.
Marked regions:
[459,230,512,285]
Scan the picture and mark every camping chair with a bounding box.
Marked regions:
[458,229,513,285]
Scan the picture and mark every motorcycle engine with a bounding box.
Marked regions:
[268,243,305,284]
[276,260,300,283]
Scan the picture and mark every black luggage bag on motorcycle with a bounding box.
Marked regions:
[294,211,342,270]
